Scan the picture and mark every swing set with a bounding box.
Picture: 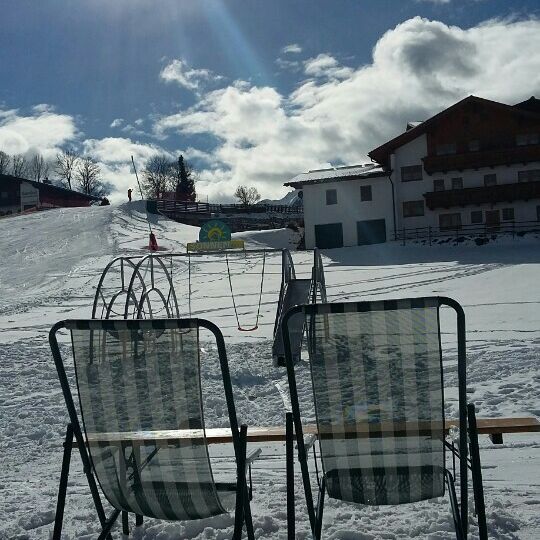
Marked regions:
[225,251,266,331]
[93,247,327,366]
[94,249,277,333]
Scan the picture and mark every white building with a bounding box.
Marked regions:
[285,165,393,249]
[286,95,540,249]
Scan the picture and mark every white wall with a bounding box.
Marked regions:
[303,175,393,249]
[391,134,429,230]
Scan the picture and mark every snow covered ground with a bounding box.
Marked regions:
[0,203,539,539]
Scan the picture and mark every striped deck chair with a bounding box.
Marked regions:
[49,318,258,539]
[282,298,487,540]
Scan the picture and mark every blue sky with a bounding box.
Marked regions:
[1,0,539,201]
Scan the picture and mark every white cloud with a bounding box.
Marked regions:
[303,53,354,79]
[159,59,221,91]
[415,0,451,4]
[275,57,301,72]
[282,43,302,54]
[155,17,540,201]
[32,104,56,114]
[0,107,78,159]
[110,118,124,128]
[82,137,169,164]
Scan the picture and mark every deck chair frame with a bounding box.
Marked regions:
[49,318,256,539]
[282,297,487,539]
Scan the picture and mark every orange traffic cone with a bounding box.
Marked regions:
[149,232,158,251]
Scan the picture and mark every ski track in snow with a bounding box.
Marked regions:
[0,203,539,538]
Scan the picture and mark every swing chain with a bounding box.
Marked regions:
[226,251,266,332]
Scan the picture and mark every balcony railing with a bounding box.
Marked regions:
[395,220,540,245]
[424,180,540,210]
[423,144,540,174]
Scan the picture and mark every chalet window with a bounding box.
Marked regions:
[403,200,424,218]
[360,185,372,202]
[436,143,456,156]
[518,169,540,183]
[451,177,463,190]
[502,208,515,221]
[401,165,423,182]
[468,140,480,152]
[484,174,497,187]
[439,213,462,230]
[326,189,337,205]
[516,133,539,146]
[471,210,483,224]
[433,179,445,192]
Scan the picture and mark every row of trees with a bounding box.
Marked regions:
[0,149,110,196]
[140,155,262,205]
[142,155,197,201]
[1,147,261,203]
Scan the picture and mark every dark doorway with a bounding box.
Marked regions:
[357,219,387,245]
[315,223,344,249]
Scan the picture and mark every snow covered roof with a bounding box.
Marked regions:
[284,163,387,188]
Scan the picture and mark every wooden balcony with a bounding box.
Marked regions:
[423,145,540,174]
[424,180,540,210]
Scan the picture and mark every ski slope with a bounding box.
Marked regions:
[0,203,539,539]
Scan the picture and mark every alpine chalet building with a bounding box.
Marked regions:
[287,96,540,249]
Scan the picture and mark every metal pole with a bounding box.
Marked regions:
[468,404,488,540]
[286,412,295,540]
[131,156,153,235]
[53,424,74,540]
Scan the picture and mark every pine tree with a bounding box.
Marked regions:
[174,155,196,202]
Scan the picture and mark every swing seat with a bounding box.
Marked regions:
[237,325,259,332]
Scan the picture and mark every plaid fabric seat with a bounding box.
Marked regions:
[282,297,486,540]
[308,299,445,505]
[325,465,445,505]
[50,318,255,539]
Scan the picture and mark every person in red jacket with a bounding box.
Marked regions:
[128,188,132,202]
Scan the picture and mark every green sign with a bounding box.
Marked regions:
[199,220,231,242]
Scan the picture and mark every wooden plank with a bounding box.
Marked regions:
[72,417,539,448]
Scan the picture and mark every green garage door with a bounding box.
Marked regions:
[315,223,343,249]
[357,219,386,245]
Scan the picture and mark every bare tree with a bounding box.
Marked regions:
[29,153,49,182]
[142,155,171,199]
[12,154,29,178]
[76,156,103,195]
[55,148,79,190]
[0,151,10,175]
[234,185,261,205]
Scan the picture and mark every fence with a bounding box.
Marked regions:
[156,199,303,216]
[395,220,540,245]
